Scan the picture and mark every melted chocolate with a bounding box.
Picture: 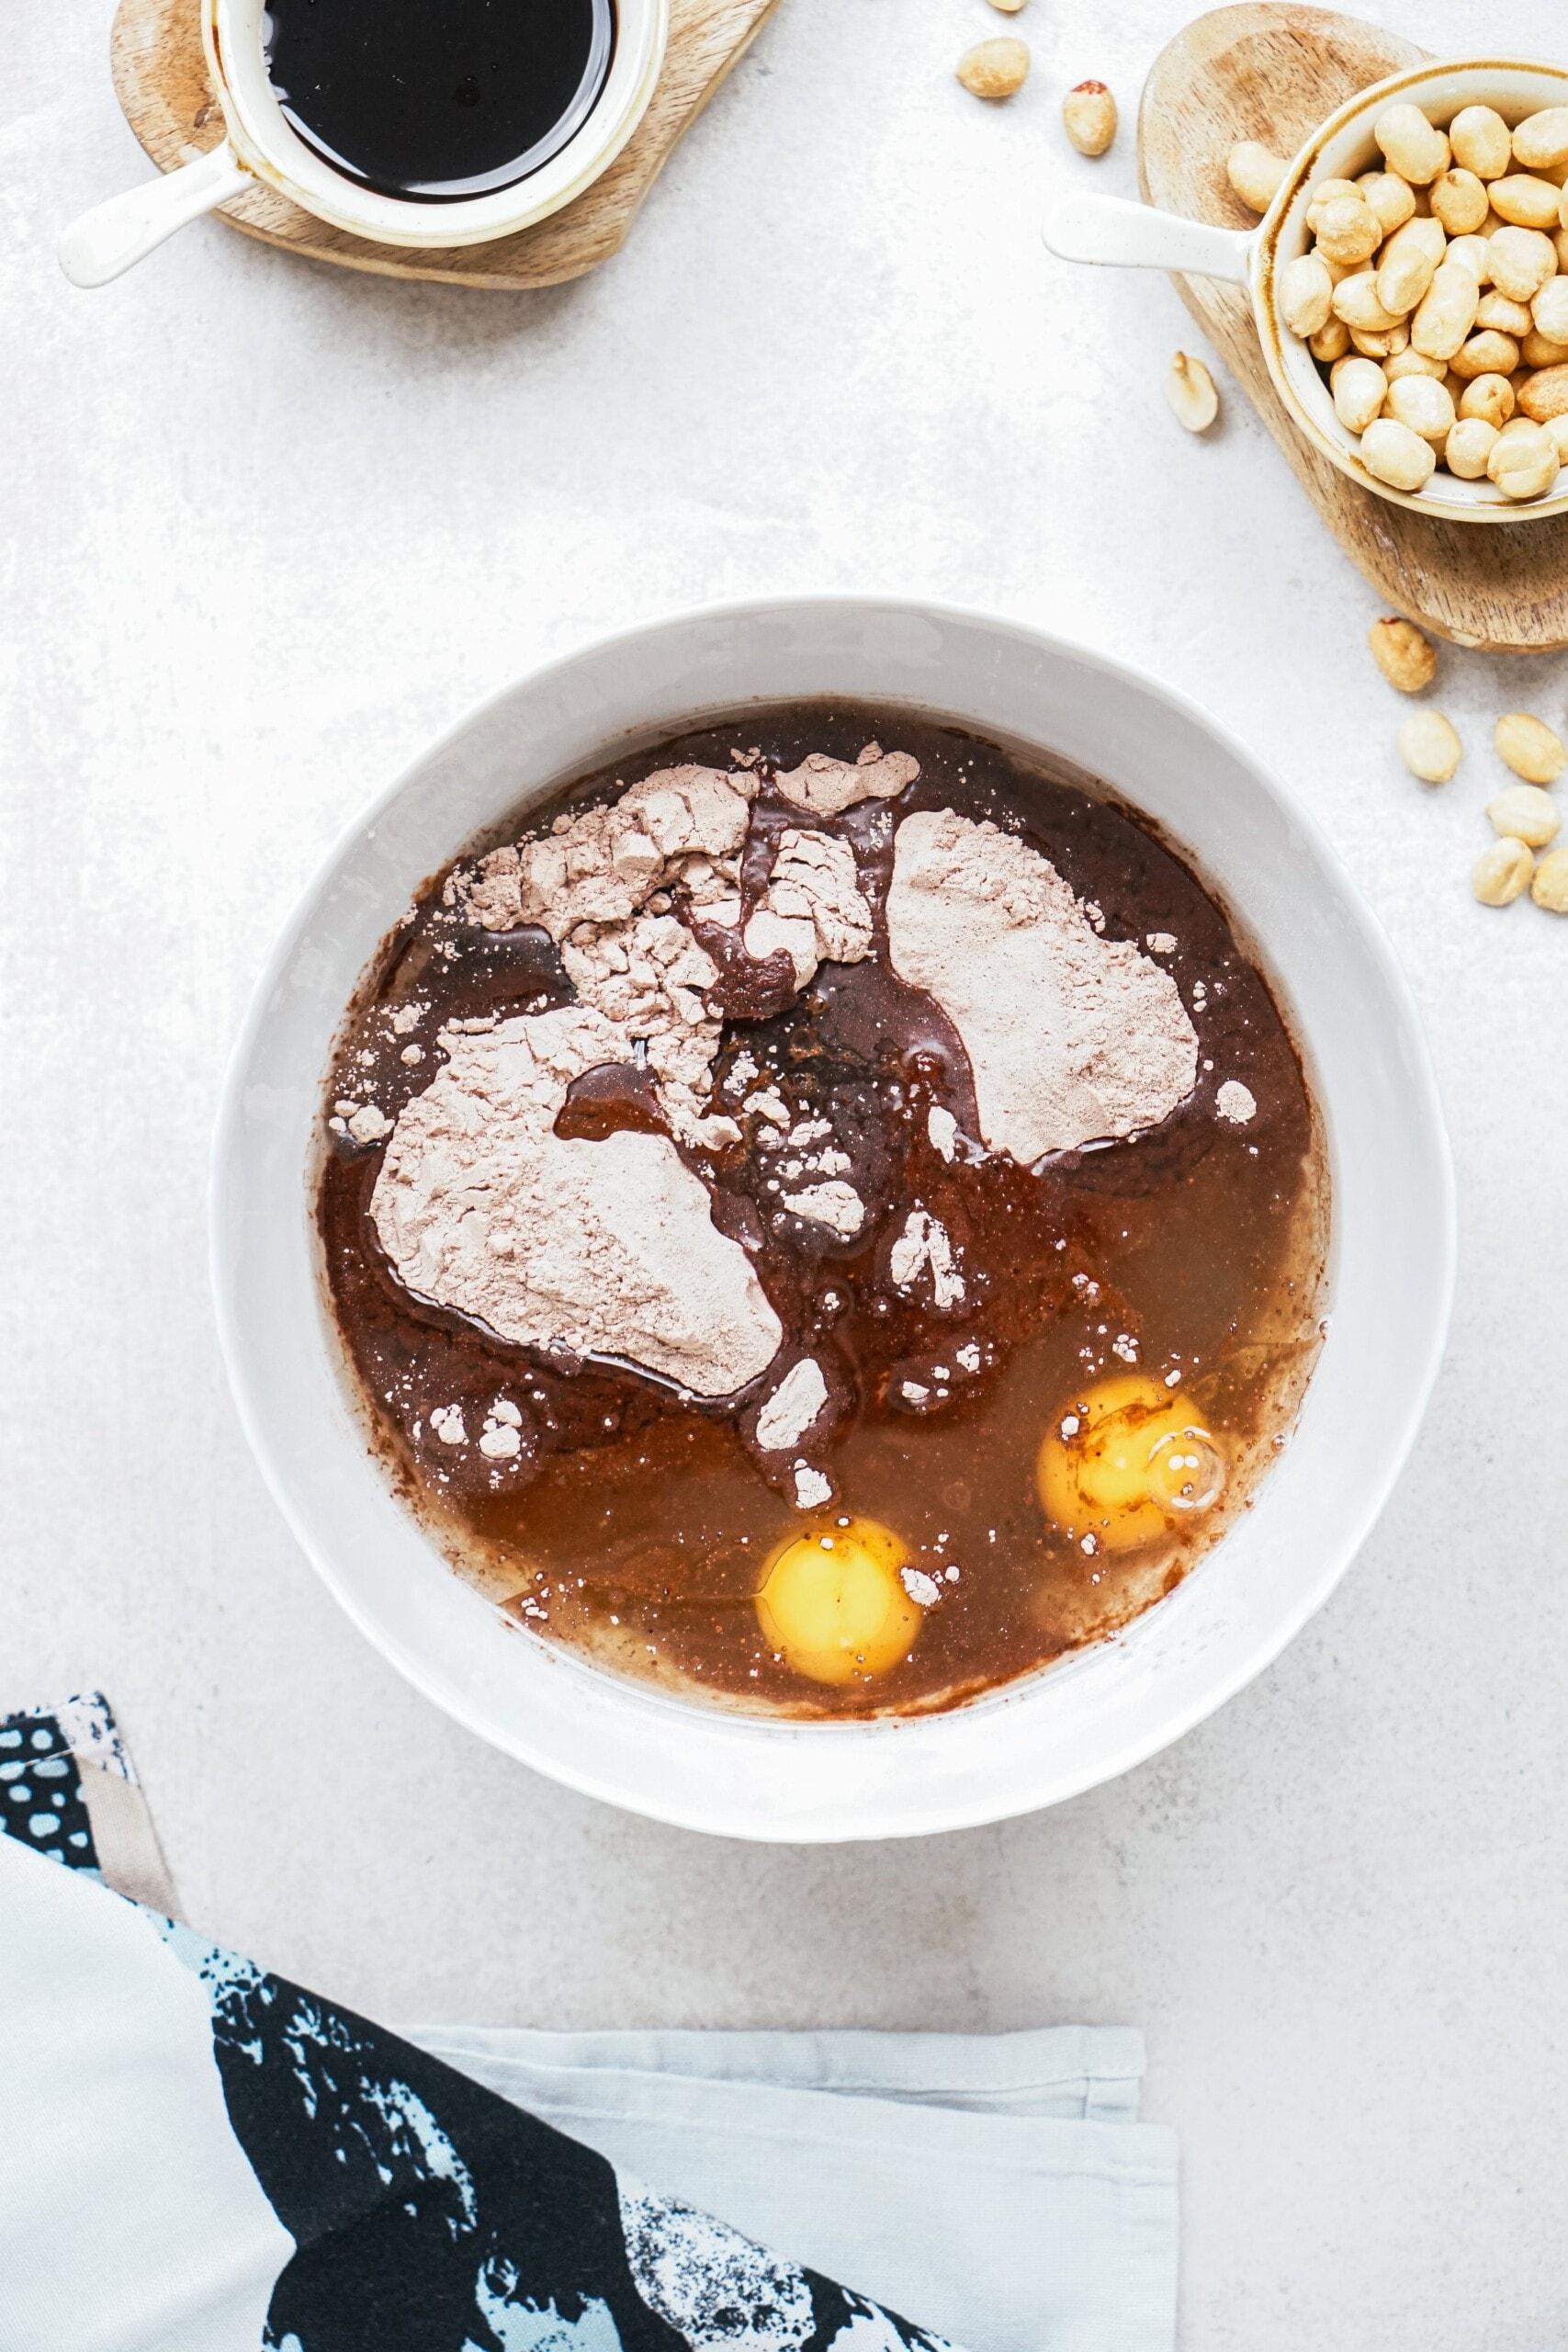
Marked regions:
[318,705,1328,1717]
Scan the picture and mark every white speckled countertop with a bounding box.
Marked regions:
[5,3,1567,2344]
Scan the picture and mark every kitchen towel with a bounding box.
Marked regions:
[0,1696,1177,2352]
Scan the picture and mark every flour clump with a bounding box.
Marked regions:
[370,1007,781,1397]
[886,808,1199,1161]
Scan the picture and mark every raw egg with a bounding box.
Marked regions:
[1037,1374,1225,1552]
[755,1516,923,1686]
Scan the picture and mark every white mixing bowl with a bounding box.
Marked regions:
[210,596,1454,1841]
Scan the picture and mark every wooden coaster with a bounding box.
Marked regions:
[1140,4,1568,653]
[110,0,778,289]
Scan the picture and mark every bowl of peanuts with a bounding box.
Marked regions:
[1043,60,1568,522]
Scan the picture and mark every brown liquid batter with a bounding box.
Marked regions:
[318,705,1328,1717]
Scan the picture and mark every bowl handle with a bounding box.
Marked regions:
[58,142,252,288]
[1043,190,1254,286]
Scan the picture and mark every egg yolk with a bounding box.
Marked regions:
[1036,1374,1225,1552]
[755,1516,923,1686]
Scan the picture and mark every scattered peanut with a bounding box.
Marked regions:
[1227,140,1287,213]
[1472,837,1534,904]
[1495,710,1566,783]
[1361,415,1437,491]
[1530,845,1568,910]
[1062,80,1116,156]
[956,38,1029,98]
[1450,104,1512,181]
[1368,616,1437,693]
[1487,783,1562,848]
[1487,414,1559,499]
[1374,101,1450,185]
[1165,350,1220,433]
[1398,709,1462,782]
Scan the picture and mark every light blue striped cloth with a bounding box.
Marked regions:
[409,2022,1179,2352]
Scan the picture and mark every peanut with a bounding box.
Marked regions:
[1488,224,1556,300]
[1513,107,1568,172]
[1495,710,1566,784]
[1306,177,1361,232]
[1458,371,1515,428]
[1431,168,1490,237]
[1486,783,1561,848]
[1450,328,1521,379]
[1377,232,1442,317]
[956,39,1029,98]
[1308,315,1351,362]
[1521,328,1568,367]
[1314,193,1382,266]
[1333,270,1401,332]
[1368,616,1437,693]
[1359,170,1417,237]
[1472,838,1534,904]
[1517,363,1568,422]
[1444,415,1499,478]
[1062,81,1116,155]
[1531,276,1568,344]
[1450,104,1512,181]
[1361,414,1437,492]
[1411,260,1481,359]
[1330,355,1388,433]
[1530,845,1568,910]
[1280,252,1335,337]
[1475,289,1533,336]
[1489,175,1562,231]
[1385,346,1448,379]
[1166,350,1219,432]
[1227,141,1287,213]
[1486,414,1560,499]
[1445,232,1493,282]
[1398,709,1461,781]
[1387,372,1455,444]
[1374,103,1450,186]
[1349,323,1407,359]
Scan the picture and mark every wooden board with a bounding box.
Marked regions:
[110,0,778,288]
[1139,4,1568,652]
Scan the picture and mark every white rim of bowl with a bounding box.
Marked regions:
[209,593,1457,1839]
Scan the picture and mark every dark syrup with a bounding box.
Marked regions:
[263,0,615,202]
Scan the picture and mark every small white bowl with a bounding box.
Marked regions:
[58,0,668,286]
[210,595,1454,1842]
[1044,57,1568,525]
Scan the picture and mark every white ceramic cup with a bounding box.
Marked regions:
[58,0,669,286]
[1043,57,1568,525]
[210,594,1454,1842]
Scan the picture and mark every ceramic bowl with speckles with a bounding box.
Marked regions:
[1044,58,1568,525]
